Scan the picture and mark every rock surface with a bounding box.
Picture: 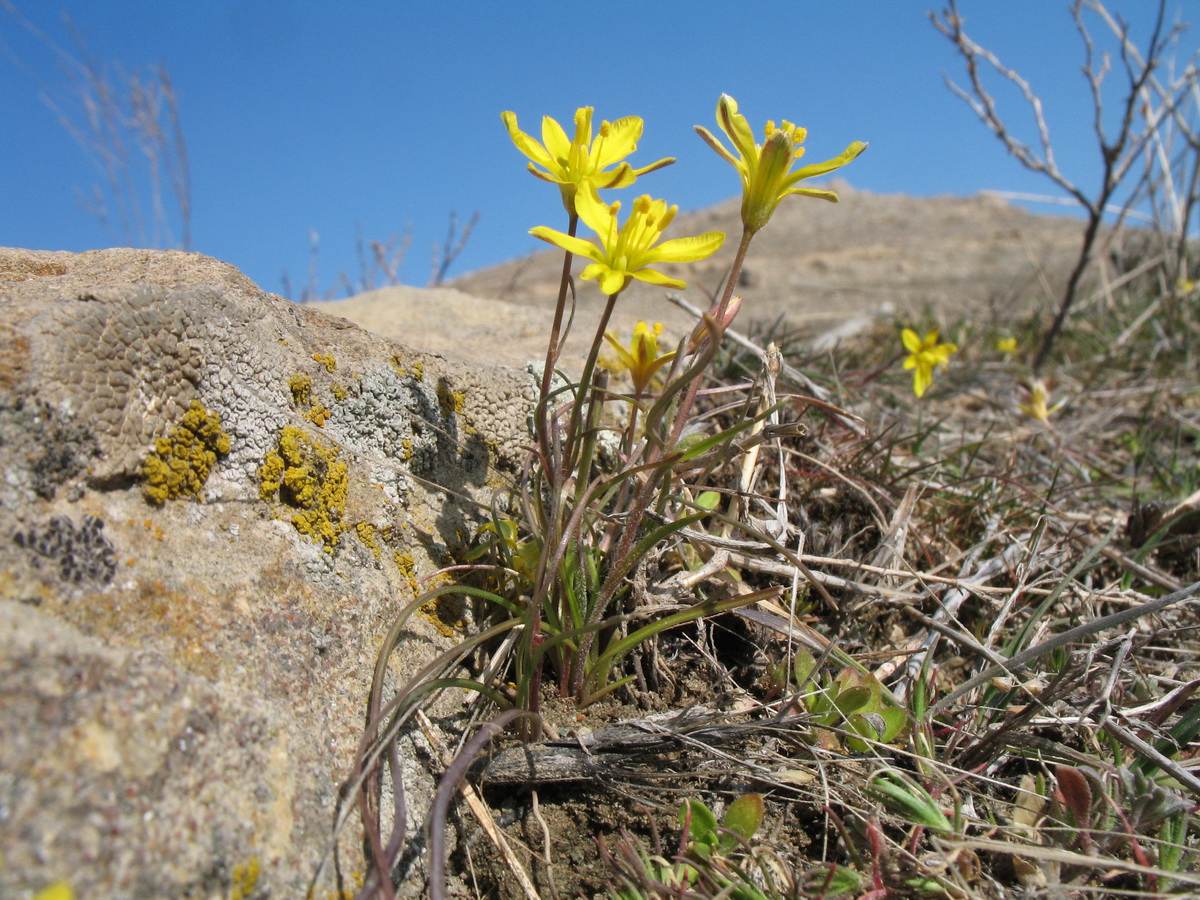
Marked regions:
[0,247,533,898]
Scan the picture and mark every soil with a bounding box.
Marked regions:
[438,617,857,898]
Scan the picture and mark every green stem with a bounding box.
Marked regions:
[712,226,754,335]
[563,287,622,500]
[523,214,579,722]
[535,213,579,477]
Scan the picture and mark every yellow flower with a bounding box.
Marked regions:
[502,107,674,215]
[696,94,867,234]
[1019,378,1061,425]
[997,336,1018,355]
[530,185,725,296]
[901,328,957,398]
[604,321,676,394]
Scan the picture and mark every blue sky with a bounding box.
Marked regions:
[2,1,1195,299]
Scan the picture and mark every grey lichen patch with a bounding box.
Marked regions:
[456,363,539,471]
[199,333,292,488]
[0,398,99,503]
[333,364,450,471]
[13,514,117,585]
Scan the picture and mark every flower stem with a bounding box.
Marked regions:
[564,287,622,496]
[535,213,579,474]
[713,226,753,332]
[670,226,754,448]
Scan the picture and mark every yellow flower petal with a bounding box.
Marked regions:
[593,116,642,168]
[528,225,601,262]
[643,231,727,265]
[503,107,673,214]
[537,185,725,296]
[698,94,866,235]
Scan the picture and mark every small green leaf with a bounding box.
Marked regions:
[696,490,721,511]
[719,793,763,851]
[877,707,908,742]
[865,769,952,832]
[681,798,718,844]
[834,685,873,715]
[792,648,817,689]
[801,864,861,897]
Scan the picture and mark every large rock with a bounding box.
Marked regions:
[0,248,534,898]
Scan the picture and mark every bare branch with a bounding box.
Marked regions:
[429,210,480,287]
[933,0,1194,371]
[3,5,193,250]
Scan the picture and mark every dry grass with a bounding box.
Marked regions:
[564,273,1200,898]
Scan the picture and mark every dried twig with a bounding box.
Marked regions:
[932,0,1178,371]
[430,209,480,287]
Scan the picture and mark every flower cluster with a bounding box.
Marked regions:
[505,97,866,299]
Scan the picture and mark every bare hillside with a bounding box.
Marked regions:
[318,182,1096,368]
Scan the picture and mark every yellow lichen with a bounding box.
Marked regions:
[400,438,413,462]
[436,383,466,417]
[313,352,336,373]
[410,359,424,382]
[288,374,312,407]
[258,426,348,553]
[421,590,467,638]
[227,857,260,900]
[258,450,285,499]
[331,383,347,402]
[355,522,381,560]
[142,400,231,504]
[289,373,332,427]
[394,548,419,595]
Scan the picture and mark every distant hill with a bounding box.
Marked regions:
[317,182,1093,368]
